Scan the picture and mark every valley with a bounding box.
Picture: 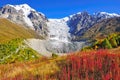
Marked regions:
[0,3,120,80]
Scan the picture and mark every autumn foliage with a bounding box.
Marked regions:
[0,50,120,80]
[48,50,120,80]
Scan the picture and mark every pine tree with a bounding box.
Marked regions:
[102,39,112,49]
[109,37,118,48]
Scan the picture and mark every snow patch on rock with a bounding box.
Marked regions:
[8,4,34,28]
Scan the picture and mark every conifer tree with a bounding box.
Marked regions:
[102,39,112,49]
[109,38,118,48]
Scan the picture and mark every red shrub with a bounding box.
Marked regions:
[56,50,120,80]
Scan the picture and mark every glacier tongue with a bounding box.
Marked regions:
[40,18,85,54]
[47,18,70,42]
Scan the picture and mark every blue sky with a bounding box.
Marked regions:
[0,0,120,18]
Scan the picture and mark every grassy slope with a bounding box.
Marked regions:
[0,18,44,64]
[0,18,42,43]
[0,38,42,64]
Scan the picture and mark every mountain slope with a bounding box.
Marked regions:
[0,18,42,43]
[0,18,44,64]
[68,12,120,40]
[1,4,120,41]
[0,38,42,64]
[81,17,120,40]
[0,4,48,37]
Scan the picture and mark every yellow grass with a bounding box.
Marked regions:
[0,56,66,79]
[0,18,42,43]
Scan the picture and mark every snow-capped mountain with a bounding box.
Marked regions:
[94,12,120,19]
[0,4,120,41]
[0,4,120,54]
[67,11,120,40]
[0,4,48,37]
[8,4,36,27]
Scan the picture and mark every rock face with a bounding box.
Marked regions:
[68,12,120,40]
[81,17,120,40]
[68,12,96,36]
[0,4,48,37]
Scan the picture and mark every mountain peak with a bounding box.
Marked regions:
[94,12,120,17]
[17,4,30,7]
[7,4,35,12]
